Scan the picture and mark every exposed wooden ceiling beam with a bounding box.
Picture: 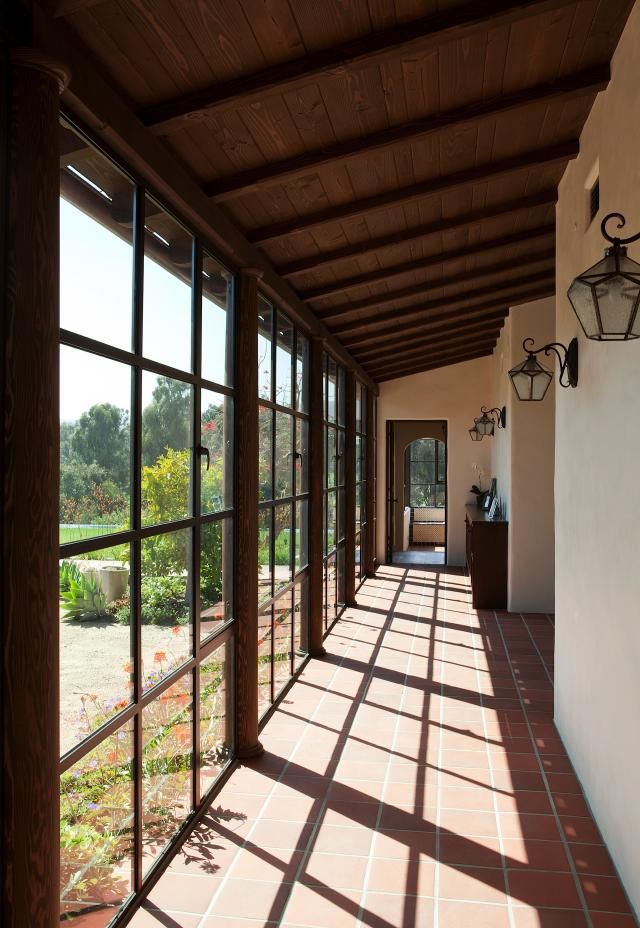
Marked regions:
[279,190,558,279]
[249,142,577,245]
[46,0,108,16]
[140,0,579,135]
[318,249,555,321]
[304,225,555,302]
[331,269,554,338]
[367,330,504,373]
[374,346,496,382]
[345,283,553,349]
[355,313,507,362]
[208,67,607,202]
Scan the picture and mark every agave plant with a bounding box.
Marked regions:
[60,571,107,621]
[59,559,83,593]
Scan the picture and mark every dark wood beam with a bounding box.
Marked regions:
[345,283,554,349]
[365,328,504,373]
[355,313,507,362]
[140,0,579,134]
[331,269,554,338]
[280,190,558,279]
[304,225,555,302]
[318,249,555,321]
[376,347,495,382]
[208,67,608,202]
[45,0,108,16]
[249,142,576,245]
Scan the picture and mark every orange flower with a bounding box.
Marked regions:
[106,751,117,763]
[122,661,133,674]
[177,730,190,745]
[171,625,182,636]
[154,651,167,664]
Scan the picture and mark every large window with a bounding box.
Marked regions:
[257,297,309,716]
[406,438,446,507]
[323,354,346,630]
[59,120,234,925]
[355,380,368,587]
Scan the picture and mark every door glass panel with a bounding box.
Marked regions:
[201,518,233,641]
[202,252,233,387]
[142,373,193,526]
[201,390,233,514]
[200,639,233,795]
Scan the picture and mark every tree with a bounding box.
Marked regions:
[71,403,129,491]
[142,377,191,466]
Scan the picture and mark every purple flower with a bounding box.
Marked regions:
[87,802,100,811]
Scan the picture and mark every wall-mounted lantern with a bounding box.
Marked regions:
[468,425,483,442]
[568,212,640,340]
[474,406,506,437]
[509,338,578,401]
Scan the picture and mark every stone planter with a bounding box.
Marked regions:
[99,565,129,604]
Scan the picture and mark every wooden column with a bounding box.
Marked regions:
[2,49,68,928]
[307,336,326,657]
[344,370,357,607]
[365,389,376,578]
[234,268,264,758]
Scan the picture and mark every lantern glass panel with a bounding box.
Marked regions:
[568,249,640,340]
[509,357,553,402]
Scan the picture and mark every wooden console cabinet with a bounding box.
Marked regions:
[465,505,508,609]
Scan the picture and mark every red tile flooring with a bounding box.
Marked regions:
[131,566,638,928]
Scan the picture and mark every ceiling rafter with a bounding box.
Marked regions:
[355,312,507,362]
[374,347,496,382]
[279,190,558,279]
[249,142,576,245]
[331,269,554,338]
[45,0,107,16]
[303,225,555,302]
[344,283,554,349]
[366,329,504,372]
[140,0,579,134]
[206,66,607,202]
[317,248,555,321]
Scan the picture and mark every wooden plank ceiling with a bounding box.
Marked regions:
[50,0,634,382]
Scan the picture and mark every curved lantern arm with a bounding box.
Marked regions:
[479,405,506,429]
[521,337,579,389]
[601,212,640,247]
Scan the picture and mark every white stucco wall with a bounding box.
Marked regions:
[555,2,640,914]
[376,355,494,566]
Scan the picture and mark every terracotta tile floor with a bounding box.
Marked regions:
[131,566,638,928]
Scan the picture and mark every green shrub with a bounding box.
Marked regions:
[60,571,107,621]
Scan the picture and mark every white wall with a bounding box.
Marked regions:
[376,355,494,566]
[555,2,640,914]
[492,298,556,613]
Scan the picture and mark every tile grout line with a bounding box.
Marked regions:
[471,602,517,928]
[356,567,428,928]
[434,568,449,928]
[493,611,596,928]
[196,582,380,928]
[519,613,554,688]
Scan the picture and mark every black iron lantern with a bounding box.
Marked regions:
[509,338,578,402]
[468,425,483,441]
[568,212,640,340]
[474,406,506,436]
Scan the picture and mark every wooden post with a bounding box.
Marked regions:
[365,389,376,577]
[234,268,264,758]
[2,49,68,928]
[344,370,357,607]
[307,336,326,657]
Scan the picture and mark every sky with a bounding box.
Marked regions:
[60,197,229,422]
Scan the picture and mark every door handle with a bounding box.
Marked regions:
[196,444,210,470]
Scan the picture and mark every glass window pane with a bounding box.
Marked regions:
[142,373,193,526]
[258,508,273,606]
[294,578,308,669]
[327,491,337,552]
[201,390,233,513]
[60,719,134,924]
[60,546,132,756]
[337,366,346,426]
[326,356,336,422]
[258,405,273,502]
[60,347,131,544]
[200,640,233,795]
[337,428,345,487]
[295,499,308,573]
[296,333,309,413]
[326,427,336,489]
[143,197,193,373]
[274,503,293,594]
[355,383,362,433]
[337,545,345,608]
[274,591,293,697]
[258,298,273,401]
[295,418,309,495]
[201,518,233,641]
[202,253,233,387]
[60,124,134,352]
[356,435,362,483]
[141,674,193,873]
[258,606,272,716]
[141,529,192,690]
[337,487,345,543]
[275,313,294,408]
[327,552,337,624]
[275,412,293,499]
